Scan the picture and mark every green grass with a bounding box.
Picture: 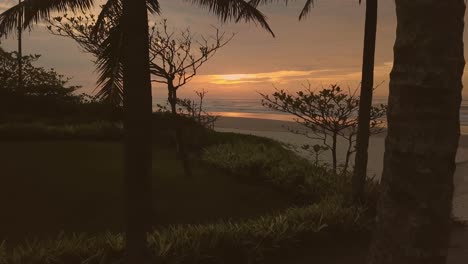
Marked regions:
[0,125,378,263]
[0,197,371,264]
[0,140,294,244]
[0,122,123,140]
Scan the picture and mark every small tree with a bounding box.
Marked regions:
[47,16,233,110]
[148,19,233,115]
[261,83,386,174]
[0,45,118,121]
[156,89,219,130]
[0,46,80,97]
[176,89,219,130]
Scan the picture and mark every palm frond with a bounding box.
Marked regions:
[298,0,315,20]
[92,0,159,40]
[95,19,124,105]
[246,0,290,7]
[0,0,94,38]
[185,0,275,37]
[146,0,161,14]
[92,0,121,38]
[245,0,317,20]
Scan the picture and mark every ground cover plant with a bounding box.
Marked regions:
[0,123,379,263]
[0,196,371,264]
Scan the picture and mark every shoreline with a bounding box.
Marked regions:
[215,115,468,142]
[214,115,468,221]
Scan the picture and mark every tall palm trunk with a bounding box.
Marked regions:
[368,0,465,263]
[352,0,378,202]
[17,0,22,91]
[121,0,153,262]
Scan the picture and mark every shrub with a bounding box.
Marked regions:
[0,197,371,264]
[0,122,123,141]
[203,140,343,202]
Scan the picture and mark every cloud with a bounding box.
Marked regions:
[194,61,393,86]
[196,69,334,85]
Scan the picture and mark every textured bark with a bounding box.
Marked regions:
[368,1,465,264]
[332,133,338,174]
[122,0,153,263]
[168,84,192,178]
[353,0,378,202]
[17,0,22,90]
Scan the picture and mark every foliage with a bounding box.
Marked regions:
[203,140,342,202]
[0,197,370,264]
[148,19,233,113]
[47,15,232,105]
[0,46,80,96]
[156,90,219,129]
[202,136,381,208]
[0,122,123,140]
[0,46,117,122]
[261,83,387,174]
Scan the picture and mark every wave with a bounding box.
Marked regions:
[153,97,468,125]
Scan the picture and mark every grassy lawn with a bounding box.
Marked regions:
[0,140,294,243]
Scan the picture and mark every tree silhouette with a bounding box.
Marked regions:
[352,0,378,203]
[1,1,275,263]
[261,84,386,174]
[247,0,381,203]
[48,16,233,177]
[367,0,465,263]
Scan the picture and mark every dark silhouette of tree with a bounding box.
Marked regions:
[48,17,232,177]
[148,20,233,115]
[0,47,79,94]
[352,0,378,203]
[0,46,85,115]
[148,20,232,177]
[367,0,465,263]
[261,84,386,174]
[48,16,233,107]
[17,0,23,90]
[1,1,274,263]
[120,0,154,262]
[175,89,219,130]
[246,0,381,203]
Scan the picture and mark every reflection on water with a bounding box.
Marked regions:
[153,96,468,127]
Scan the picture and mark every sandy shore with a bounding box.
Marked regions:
[215,116,468,221]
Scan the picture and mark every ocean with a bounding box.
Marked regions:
[153,96,468,128]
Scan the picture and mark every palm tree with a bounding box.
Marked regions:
[17,0,23,91]
[248,2,380,196]
[367,0,465,263]
[0,1,273,263]
[352,0,378,202]
[120,0,153,262]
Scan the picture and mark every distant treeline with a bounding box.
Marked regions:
[0,46,120,123]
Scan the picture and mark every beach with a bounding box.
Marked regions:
[215,116,468,221]
[215,116,468,262]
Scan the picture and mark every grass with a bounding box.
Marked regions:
[0,122,122,140]
[0,140,294,244]
[0,123,377,263]
[0,197,371,264]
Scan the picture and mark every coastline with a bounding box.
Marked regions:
[214,116,468,221]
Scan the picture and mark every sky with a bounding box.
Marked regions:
[1,0,467,100]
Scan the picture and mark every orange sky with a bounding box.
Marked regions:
[1,0,467,100]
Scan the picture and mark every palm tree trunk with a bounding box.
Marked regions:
[17,0,22,91]
[352,0,378,202]
[367,0,465,263]
[121,0,153,263]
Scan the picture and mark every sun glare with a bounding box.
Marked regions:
[222,74,250,81]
